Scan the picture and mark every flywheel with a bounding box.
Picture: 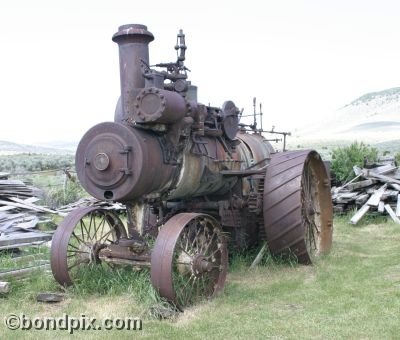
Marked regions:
[263,150,333,264]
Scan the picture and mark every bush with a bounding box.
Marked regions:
[395,152,400,166]
[0,153,74,173]
[331,141,378,184]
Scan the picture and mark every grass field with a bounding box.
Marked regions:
[1,215,400,339]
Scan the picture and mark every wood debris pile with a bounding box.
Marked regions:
[0,179,55,250]
[332,163,400,224]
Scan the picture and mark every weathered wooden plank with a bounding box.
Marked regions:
[0,179,26,185]
[0,200,44,212]
[0,206,16,212]
[0,241,50,250]
[0,231,52,248]
[336,192,359,199]
[0,281,9,293]
[350,204,371,225]
[333,205,345,213]
[21,197,41,204]
[0,216,38,234]
[364,172,400,185]
[381,190,399,200]
[370,165,398,175]
[0,212,25,221]
[384,204,400,224]
[0,199,65,217]
[0,263,50,279]
[346,179,377,191]
[378,201,385,213]
[334,192,359,204]
[366,184,387,207]
[389,183,400,191]
[353,166,362,176]
[10,218,40,232]
[396,194,400,217]
[333,173,362,194]
[250,243,267,268]
[8,197,59,214]
[355,194,369,206]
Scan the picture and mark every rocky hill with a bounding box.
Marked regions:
[294,87,400,144]
[0,140,74,155]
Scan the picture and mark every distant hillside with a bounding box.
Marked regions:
[0,140,74,155]
[33,140,78,152]
[294,87,400,143]
[349,87,400,106]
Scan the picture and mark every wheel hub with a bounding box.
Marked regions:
[177,251,192,275]
[192,254,213,276]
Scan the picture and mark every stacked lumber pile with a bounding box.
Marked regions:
[332,163,400,224]
[0,179,55,250]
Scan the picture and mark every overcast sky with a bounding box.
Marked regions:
[1,0,399,144]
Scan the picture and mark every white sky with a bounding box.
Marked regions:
[1,0,399,144]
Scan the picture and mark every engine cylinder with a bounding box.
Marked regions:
[133,87,186,124]
[76,122,173,201]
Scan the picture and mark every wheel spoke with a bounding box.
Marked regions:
[68,258,90,270]
[80,219,90,239]
[72,231,86,245]
[67,249,89,254]
[98,216,109,240]
[98,228,115,243]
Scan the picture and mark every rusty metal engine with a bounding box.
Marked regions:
[50,24,333,308]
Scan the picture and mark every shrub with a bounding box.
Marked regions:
[331,141,378,184]
[0,154,74,173]
[395,152,400,166]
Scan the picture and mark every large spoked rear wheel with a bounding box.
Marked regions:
[51,207,127,286]
[151,213,228,309]
[263,150,333,264]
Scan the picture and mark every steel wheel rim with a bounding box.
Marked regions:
[151,213,228,308]
[263,150,333,264]
[51,207,127,286]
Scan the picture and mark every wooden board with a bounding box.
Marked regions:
[366,184,387,207]
[346,179,377,191]
[0,263,50,279]
[384,204,400,224]
[0,281,9,293]
[350,205,371,225]
[0,231,52,250]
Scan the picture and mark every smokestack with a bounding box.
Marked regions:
[112,24,154,121]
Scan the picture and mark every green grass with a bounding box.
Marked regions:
[1,216,400,339]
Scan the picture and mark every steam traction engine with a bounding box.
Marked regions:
[50,24,333,308]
